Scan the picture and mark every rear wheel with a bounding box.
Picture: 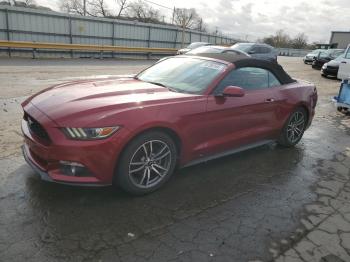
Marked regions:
[277,108,307,147]
[115,131,177,195]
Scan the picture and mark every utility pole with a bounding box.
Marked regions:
[83,0,86,16]
[172,7,175,24]
[181,19,185,48]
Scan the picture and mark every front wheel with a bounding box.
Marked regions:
[277,108,307,147]
[115,131,177,195]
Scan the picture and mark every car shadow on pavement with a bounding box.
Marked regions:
[14,143,315,258]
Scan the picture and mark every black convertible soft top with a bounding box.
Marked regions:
[186,53,296,85]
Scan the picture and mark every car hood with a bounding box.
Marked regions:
[306,53,316,57]
[25,76,197,126]
[327,59,341,67]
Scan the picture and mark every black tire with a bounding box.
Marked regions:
[277,107,307,147]
[115,131,177,195]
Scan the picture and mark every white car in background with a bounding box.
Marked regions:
[231,42,277,63]
[338,44,350,80]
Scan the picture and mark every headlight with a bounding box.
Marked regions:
[322,63,327,69]
[63,127,120,140]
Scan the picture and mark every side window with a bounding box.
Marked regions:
[319,51,328,59]
[261,46,271,54]
[268,72,281,87]
[215,67,270,93]
[251,45,260,53]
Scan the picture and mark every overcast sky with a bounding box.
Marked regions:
[37,0,350,43]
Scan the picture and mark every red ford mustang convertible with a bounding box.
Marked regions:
[21,54,317,194]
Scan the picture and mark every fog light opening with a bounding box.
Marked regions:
[59,161,93,177]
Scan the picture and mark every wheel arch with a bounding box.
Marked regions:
[295,103,310,125]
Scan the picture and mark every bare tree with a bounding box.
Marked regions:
[194,17,207,32]
[60,0,86,16]
[127,0,161,23]
[262,30,291,48]
[173,8,199,29]
[89,0,109,17]
[60,0,105,16]
[173,8,201,47]
[262,30,309,49]
[292,33,308,49]
[274,29,291,48]
[115,0,129,17]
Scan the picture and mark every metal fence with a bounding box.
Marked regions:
[276,48,312,57]
[0,6,236,58]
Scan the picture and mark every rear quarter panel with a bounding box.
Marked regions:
[276,80,317,129]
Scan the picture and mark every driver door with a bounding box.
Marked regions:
[202,67,282,156]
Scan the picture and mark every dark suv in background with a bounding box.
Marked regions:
[312,49,344,69]
[231,42,277,62]
[321,54,344,78]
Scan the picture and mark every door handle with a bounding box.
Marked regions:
[341,61,347,64]
[265,98,275,102]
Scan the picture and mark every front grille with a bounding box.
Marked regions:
[24,113,50,143]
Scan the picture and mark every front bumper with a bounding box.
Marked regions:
[321,67,339,77]
[304,56,313,63]
[21,104,125,186]
[22,144,53,182]
[22,144,107,186]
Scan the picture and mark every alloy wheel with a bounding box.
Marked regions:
[128,140,172,188]
[287,111,305,143]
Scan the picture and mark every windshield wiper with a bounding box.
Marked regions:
[147,81,167,87]
[147,81,179,93]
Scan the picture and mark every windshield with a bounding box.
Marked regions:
[319,51,329,58]
[329,49,345,58]
[310,49,322,54]
[187,46,223,54]
[187,42,208,49]
[231,43,254,52]
[334,54,344,61]
[137,57,227,94]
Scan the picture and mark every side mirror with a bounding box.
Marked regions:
[221,86,245,97]
[248,50,255,54]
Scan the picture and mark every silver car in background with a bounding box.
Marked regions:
[303,49,323,64]
[177,42,211,55]
[231,42,277,62]
[186,45,250,56]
